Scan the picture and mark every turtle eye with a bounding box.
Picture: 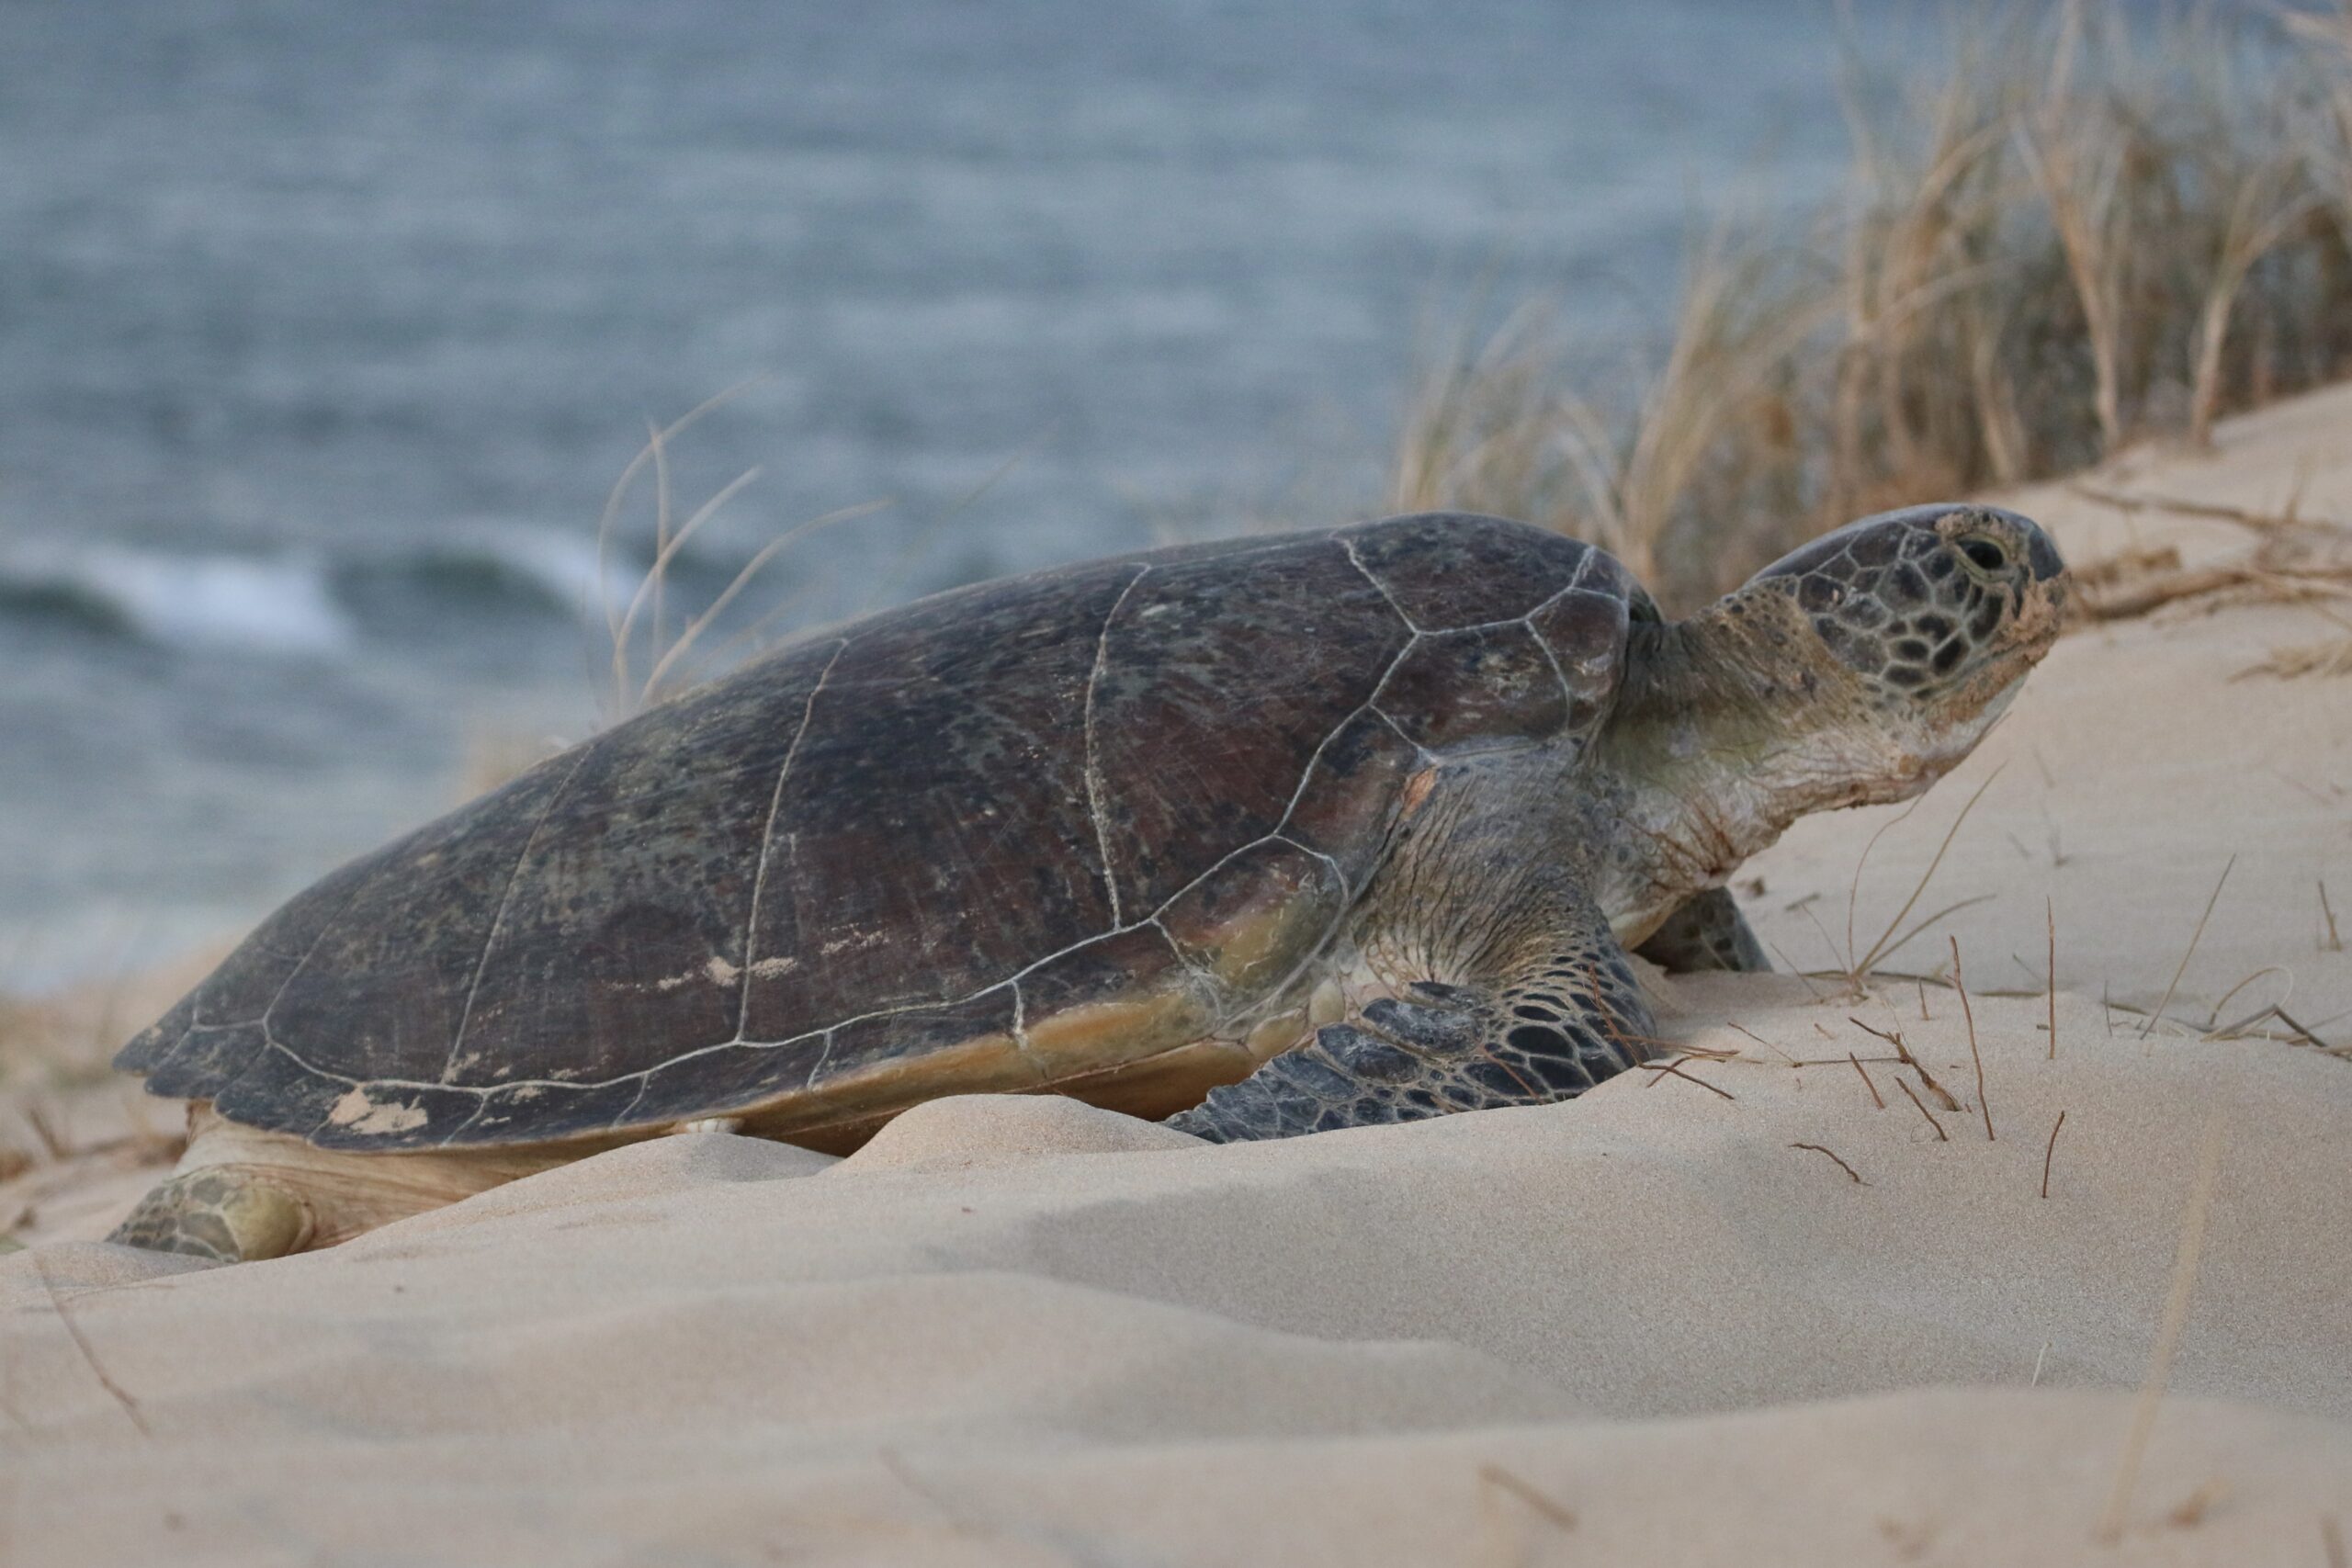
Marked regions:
[1957,536,2009,574]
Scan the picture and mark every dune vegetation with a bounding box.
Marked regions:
[1392,1,2352,611]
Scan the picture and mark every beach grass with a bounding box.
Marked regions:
[1392,2,2352,613]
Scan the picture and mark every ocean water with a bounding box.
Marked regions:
[1,0,1883,987]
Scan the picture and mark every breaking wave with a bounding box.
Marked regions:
[0,529,652,656]
[0,545,355,654]
[349,529,630,620]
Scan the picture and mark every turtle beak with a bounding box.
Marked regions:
[2022,518,2066,584]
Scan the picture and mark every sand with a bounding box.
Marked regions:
[5,389,2351,1564]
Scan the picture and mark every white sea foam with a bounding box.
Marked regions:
[0,545,356,655]
[0,526,652,653]
[455,525,636,621]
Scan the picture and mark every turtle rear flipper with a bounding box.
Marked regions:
[108,1109,572,1262]
[109,1168,314,1263]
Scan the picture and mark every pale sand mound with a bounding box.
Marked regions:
[5,989,2347,1564]
[6,390,2352,1563]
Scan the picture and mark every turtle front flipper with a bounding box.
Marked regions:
[109,1168,314,1263]
[1635,886,1770,974]
[1167,889,1655,1141]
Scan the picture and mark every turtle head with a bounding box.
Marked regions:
[1589,502,2067,930]
[1743,502,2068,790]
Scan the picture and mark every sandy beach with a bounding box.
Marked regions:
[5,385,2350,1565]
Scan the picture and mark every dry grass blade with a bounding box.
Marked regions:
[2140,855,2236,1039]
[1762,935,1829,1000]
[2236,637,2352,681]
[1844,795,1927,975]
[2041,1109,2067,1199]
[2097,1111,2226,1544]
[1643,1059,1736,1101]
[631,499,890,709]
[1391,234,1830,609]
[2325,881,2345,953]
[1850,1016,1962,1111]
[2199,965,2292,1037]
[1868,894,1999,976]
[593,378,766,650]
[1394,4,2352,616]
[2070,484,2352,538]
[1951,937,1993,1141]
[2271,1007,2344,1056]
[2018,107,2130,456]
[589,381,900,722]
[37,1260,150,1438]
[1792,1142,1866,1183]
[2045,897,2059,1059]
[1725,1022,1794,1064]
[2189,167,2317,446]
[2080,562,2264,622]
[1848,1052,1885,1109]
[1897,1076,1949,1142]
[1476,1462,1578,1532]
[609,462,765,708]
[1850,766,2005,981]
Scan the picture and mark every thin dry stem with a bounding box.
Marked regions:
[1850,1016,1962,1111]
[2020,109,2129,454]
[1643,1059,1736,1101]
[1897,1076,1950,1142]
[2097,1111,2227,1544]
[2047,897,2058,1060]
[37,1261,149,1438]
[1476,1463,1579,1534]
[632,499,888,708]
[1792,1142,1866,1183]
[594,379,764,651]
[2140,855,2236,1039]
[2041,1108,2067,1199]
[1852,767,2006,980]
[2071,483,2352,537]
[1848,1051,1885,1109]
[1951,937,1994,1141]
[2190,158,2316,446]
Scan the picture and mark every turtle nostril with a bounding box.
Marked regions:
[1957,536,2009,574]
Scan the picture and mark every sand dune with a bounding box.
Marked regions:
[6,388,2350,1564]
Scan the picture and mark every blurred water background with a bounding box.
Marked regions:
[2,0,1892,987]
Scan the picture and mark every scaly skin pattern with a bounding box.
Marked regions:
[1169,503,2067,1142]
[108,1168,311,1263]
[1171,746,1655,1140]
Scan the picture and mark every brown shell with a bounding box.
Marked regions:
[116,513,1637,1151]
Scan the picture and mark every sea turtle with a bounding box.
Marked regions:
[110,503,2067,1261]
